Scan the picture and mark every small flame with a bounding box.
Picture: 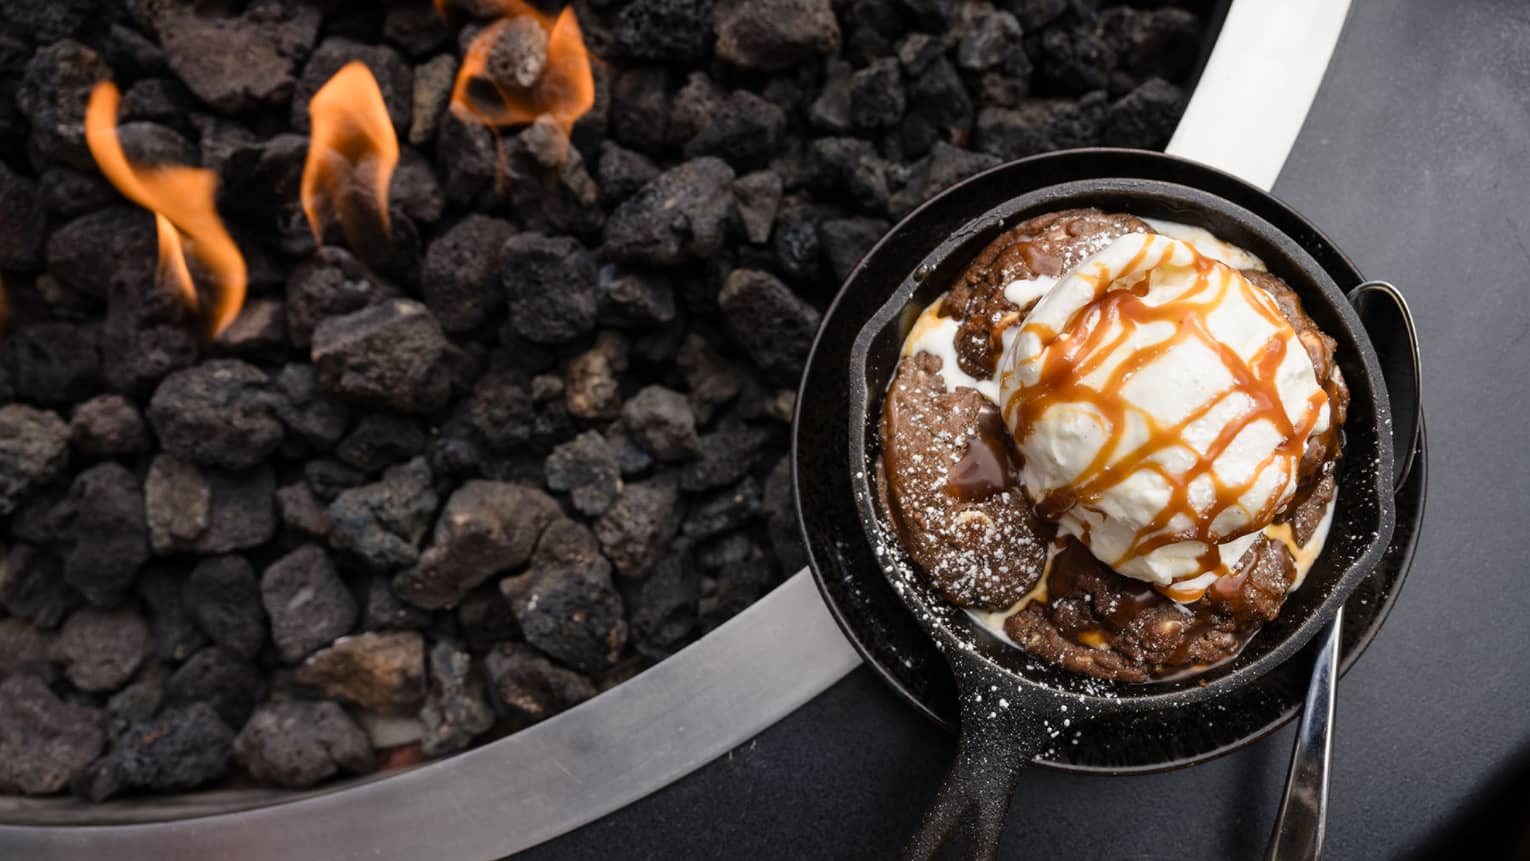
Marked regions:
[301,61,400,251]
[85,82,246,337]
[449,3,595,144]
[154,213,198,308]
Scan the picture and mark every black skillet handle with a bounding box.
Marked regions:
[902,670,1042,861]
[1346,280,1422,493]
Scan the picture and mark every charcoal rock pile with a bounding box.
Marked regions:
[0,0,1209,799]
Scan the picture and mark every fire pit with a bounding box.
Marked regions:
[1,0,1231,838]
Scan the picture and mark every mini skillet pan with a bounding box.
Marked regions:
[808,150,1417,860]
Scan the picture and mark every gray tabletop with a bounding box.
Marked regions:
[523,0,1530,857]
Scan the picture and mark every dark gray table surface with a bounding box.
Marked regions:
[523,1,1530,857]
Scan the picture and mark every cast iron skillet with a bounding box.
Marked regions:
[794,150,1422,859]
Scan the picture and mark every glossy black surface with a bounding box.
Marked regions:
[524,1,1529,856]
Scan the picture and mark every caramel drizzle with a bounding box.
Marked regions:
[1008,243,1328,581]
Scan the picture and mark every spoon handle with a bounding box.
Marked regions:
[1263,607,1342,861]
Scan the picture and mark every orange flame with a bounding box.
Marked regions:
[301,61,400,251]
[449,3,595,143]
[85,82,246,337]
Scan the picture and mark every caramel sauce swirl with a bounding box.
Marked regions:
[1000,234,1330,584]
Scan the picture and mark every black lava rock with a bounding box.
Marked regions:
[594,476,683,579]
[55,606,150,692]
[621,386,701,462]
[717,269,821,382]
[1037,25,1116,96]
[272,363,351,452]
[420,641,494,756]
[184,556,267,660]
[214,299,289,362]
[819,216,889,283]
[773,206,828,286]
[328,458,438,573]
[500,233,600,344]
[278,481,335,541]
[609,66,672,154]
[0,545,79,630]
[101,703,234,796]
[157,2,320,112]
[46,206,156,311]
[805,137,890,213]
[137,566,206,662]
[1098,6,1201,87]
[676,335,744,424]
[312,299,454,414]
[294,630,426,712]
[682,476,763,539]
[147,360,286,471]
[610,0,714,62]
[484,642,597,722]
[234,700,373,789]
[699,536,774,630]
[849,58,906,130]
[565,334,629,421]
[16,39,111,169]
[0,675,104,796]
[904,56,973,155]
[1103,77,1186,150]
[67,395,148,460]
[337,414,427,473]
[1,323,98,406]
[284,247,396,350]
[420,215,513,333]
[463,366,536,451]
[165,646,265,728]
[62,462,149,608]
[0,160,44,269]
[764,456,809,573]
[714,0,841,70]
[684,90,787,169]
[603,158,736,265]
[144,456,276,555]
[596,265,677,330]
[629,550,700,658]
[597,142,661,207]
[501,518,628,673]
[396,480,559,610]
[260,544,358,663]
[363,574,432,631]
[0,403,68,519]
[681,411,770,492]
[974,92,1108,159]
[733,171,784,245]
[546,431,624,516]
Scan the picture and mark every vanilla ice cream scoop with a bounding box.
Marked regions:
[997,233,1331,586]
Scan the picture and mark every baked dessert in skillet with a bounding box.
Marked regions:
[876,209,1348,682]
